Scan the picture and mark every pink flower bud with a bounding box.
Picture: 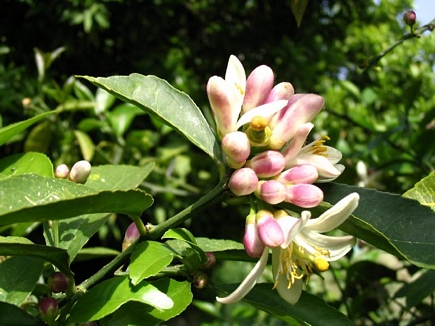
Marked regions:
[122,222,140,251]
[47,272,70,293]
[247,150,285,178]
[193,271,209,289]
[203,252,216,269]
[269,94,324,150]
[69,160,92,184]
[207,76,241,138]
[287,184,324,208]
[403,10,416,26]
[222,131,251,168]
[55,164,69,179]
[265,82,294,103]
[242,65,274,113]
[38,298,58,323]
[256,180,287,205]
[244,213,265,258]
[256,210,284,248]
[228,168,259,196]
[275,164,318,185]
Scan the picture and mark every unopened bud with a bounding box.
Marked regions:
[275,164,318,185]
[286,184,324,208]
[47,272,69,293]
[222,131,251,168]
[244,213,265,258]
[122,222,140,251]
[38,297,58,323]
[243,65,274,113]
[22,97,32,107]
[265,82,294,103]
[403,10,416,26]
[55,164,70,179]
[203,252,216,269]
[193,271,209,289]
[69,160,91,184]
[247,150,285,178]
[228,168,258,196]
[256,180,287,205]
[256,210,284,248]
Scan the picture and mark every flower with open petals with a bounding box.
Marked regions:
[216,193,359,305]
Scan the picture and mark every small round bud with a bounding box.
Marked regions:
[122,222,140,251]
[222,131,251,169]
[247,150,285,178]
[22,97,32,107]
[69,160,92,184]
[193,271,209,289]
[38,297,58,323]
[47,272,69,293]
[55,164,70,179]
[287,184,324,208]
[256,180,287,205]
[403,10,416,26]
[228,167,259,196]
[256,210,284,248]
[203,252,216,269]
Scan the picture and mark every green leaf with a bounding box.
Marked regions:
[107,103,144,137]
[79,74,220,162]
[23,120,52,153]
[403,171,435,211]
[0,111,57,146]
[0,256,44,305]
[216,283,353,326]
[0,236,72,276]
[74,130,95,161]
[105,279,192,325]
[290,0,308,27]
[129,241,175,285]
[319,183,435,268]
[394,270,435,309]
[0,152,54,177]
[42,164,154,261]
[95,88,116,114]
[0,302,40,325]
[68,276,174,323]
[74,247,120,262]
[0,174,153,226]
[162,228,207,263]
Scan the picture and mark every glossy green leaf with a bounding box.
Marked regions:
[162,228,207,263]
[394,270,435,309]
[0,236,72,276]
[74,130,95,161]
[216,283,353,326]
[0,174,153,226]
[23,120,52,153]
[95,88,116,114]
[79,74,221,162]
[74,247,120,262]
[0,111,57,146]
[105,279,192,325]
[0,302,40,325]
[107,103,144,137]
[319,183,435,268]
[0,152,53,177]
[43,164,154,260]
[0,256,44,305]
[129,241,175,285]
[68,276,174,323]
[403,171,435,211]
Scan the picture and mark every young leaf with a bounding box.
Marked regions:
[79,74,221,162]
[68,276,173,323]
[319,183,435,269]
[129,241,175,285]
[0,152,53,177]
[162,228,207,264]
[403,171,435,211]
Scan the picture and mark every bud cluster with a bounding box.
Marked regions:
[55,160,92,184]
[207,55,345,256]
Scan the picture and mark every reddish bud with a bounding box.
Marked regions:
[256,180,287,205]
[122,222,140,251]
[38,298,58,323]
[275,164,318,185]
[193,271,209,289]
[47,272,69,293]
[287,184,324,208]
[203,252,216,269]
[244,213,265,258]
[248,150,285,178]
[256,210,284,248]
[403,10,416,26]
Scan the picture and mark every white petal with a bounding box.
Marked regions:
[287,154,343,179]
[305,193,359,233]
[216,246,269,304]
[275,274,303,305]
[236,100,288,129]
[225,55,246,96]
[279,211,311,248]
[296,231,356,260]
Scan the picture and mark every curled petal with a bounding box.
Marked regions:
[278,122,313,156]
[296,231,356,260]
[216,246,269,304]
[285,152,343,180]
[236,100,288,129]
[305,193,359,232]
[275,213,308,248]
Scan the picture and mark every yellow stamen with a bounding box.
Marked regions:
[314,258,330,272]
[309,135,331,157]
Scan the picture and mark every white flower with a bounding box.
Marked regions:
[216,193,359,305]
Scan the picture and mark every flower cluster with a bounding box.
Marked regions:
[207,55,359,305]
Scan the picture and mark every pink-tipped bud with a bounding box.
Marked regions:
[243,65,274,113]
[256,210,284,248]
[38,298,58,323]
[256,180,287,205]
[403,10,416,26]
[222,131,251,168]
[244,213,265,258]
[122,222,140,251]
[55,164,69,179]
[276,164,318,185]
[47,272,69,293]
[265,82,294,103]
[203,252,216,269]
[287,184,324,208]
[69,160,91,184]
[193,271,209,289]
[228,168,259,196]
[247,150,285,178]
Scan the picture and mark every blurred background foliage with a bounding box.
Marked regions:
[1,0,435,324]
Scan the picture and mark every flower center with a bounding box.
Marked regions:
[245,116,271,147]
[309,135,330,156]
